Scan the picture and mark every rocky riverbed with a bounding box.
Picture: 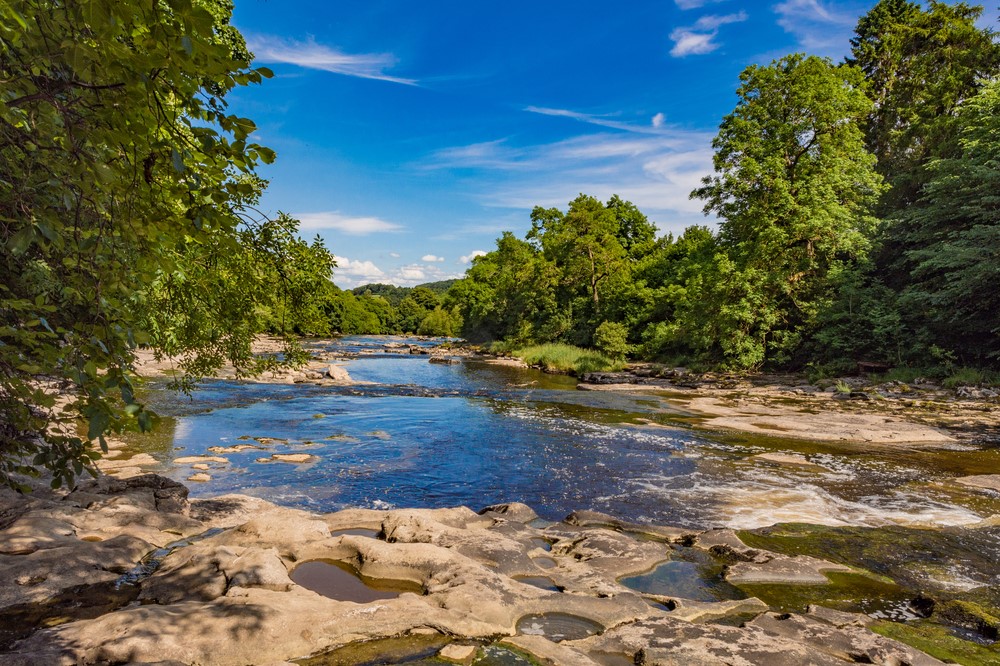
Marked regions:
[0,473,965,665]
[4,336,1000,664]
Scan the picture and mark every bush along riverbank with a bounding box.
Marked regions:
[1,473,992,665]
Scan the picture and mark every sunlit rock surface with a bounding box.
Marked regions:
[0,478,952,665]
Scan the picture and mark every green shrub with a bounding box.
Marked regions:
[593,321,630,360]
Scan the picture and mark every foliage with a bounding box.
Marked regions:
[848,0,1000,212]
[0,0,287,488]
[417,307,462,337]
[895,79,1000,365]
[688,54,883,368]
[593,322,630,361]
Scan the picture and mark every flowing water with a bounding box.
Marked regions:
[125,336,1000,531]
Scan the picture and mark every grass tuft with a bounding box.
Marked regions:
[511,343,624,375]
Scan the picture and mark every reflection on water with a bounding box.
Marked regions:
[132,336,1000,531]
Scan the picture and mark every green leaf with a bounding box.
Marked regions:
[8,226,35,255]
[171,148,185,173]
[87,410,111,441]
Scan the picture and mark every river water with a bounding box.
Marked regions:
[130,336,1000,530]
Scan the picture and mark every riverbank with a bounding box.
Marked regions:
[0,473,957,665]
[577,367,1000,448]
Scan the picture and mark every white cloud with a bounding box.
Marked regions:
[390,264,465,287]
[459,250,488,264]
[294,211,403,235]
[248,35,416,85]
[331,255,385,287]
[670,11,748,57]
[652,112,666,128]
[421,254,445,262]
[389,252,401,258]
[772,0,858,56]
[426,129,718,236]
[331,256,464,289]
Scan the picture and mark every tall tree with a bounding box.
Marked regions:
[691,54,884,367]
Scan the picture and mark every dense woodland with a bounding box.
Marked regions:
[444,0,1000,376]
[0,0,997,485]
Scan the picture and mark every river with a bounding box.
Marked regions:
[120,336,1000,534]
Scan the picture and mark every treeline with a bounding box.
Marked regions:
[259,258,463,337]
[445,0,1000,374]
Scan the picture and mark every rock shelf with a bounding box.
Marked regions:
[0,475,945,665]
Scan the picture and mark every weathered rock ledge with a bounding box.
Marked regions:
[0,476,943,665]
[578,367,1000,446]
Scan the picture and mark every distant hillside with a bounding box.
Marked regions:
[352,279,457,305]
[417,279,457,295]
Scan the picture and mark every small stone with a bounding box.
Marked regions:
[327,364,351,382]
[438,644,478,663]
[187,473,211,482]
[191,464,210,471]
[256,453,317,464]
[174,456,229,465]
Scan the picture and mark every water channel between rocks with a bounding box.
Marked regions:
[123,335,1000,533]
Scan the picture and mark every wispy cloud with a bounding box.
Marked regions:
[425,129,717,236]
[652,112,666,128]
[525,107,671,134]
[670,11,748,57]
[295,211,404,235]
[249,35,416,85]
[772,0,858,56]
[674,0,731,9]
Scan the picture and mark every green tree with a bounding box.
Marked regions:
[897,79,1000,364]
[849,0,999,211]
[0,0,283,487]
[691,54,884,367]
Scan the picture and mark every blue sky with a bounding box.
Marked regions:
[227,1,995,288]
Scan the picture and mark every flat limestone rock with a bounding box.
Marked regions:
[645,595,769,623]
[688,396,957,444]
[955,474,1000,492]
[725,553,854,585]
[0,486,948,666]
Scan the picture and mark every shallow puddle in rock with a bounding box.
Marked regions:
[291,560,421,602]
[532,557,556,569]
[529,538,552,551]
[513,575,561,592]
[619,549,744,602]
[516,613,603,641]
[0,581,140,651]
[473,645,537,665]
[590,652,635,666]
[295,633,449,665]
[331,528,380,538]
